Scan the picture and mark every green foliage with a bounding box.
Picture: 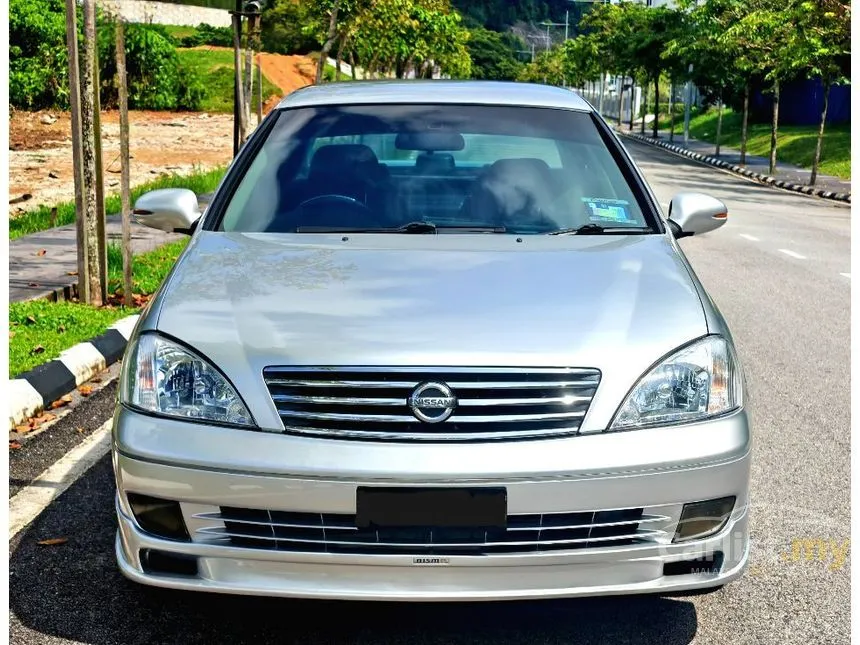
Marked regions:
[10,0,207,112]
[9,0,75,109]
[98,23,204,111]
[348,0,472,79]
[261,0,320,54]
[466,26,523,81]
[179,23,235,48]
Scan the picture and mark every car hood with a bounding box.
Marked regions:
[152,232,709,431]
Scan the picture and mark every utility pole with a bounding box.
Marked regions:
[64,0,87,299]
[116,20,133,307]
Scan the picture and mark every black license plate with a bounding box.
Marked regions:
[356,487,507,529]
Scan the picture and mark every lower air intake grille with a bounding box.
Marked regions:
[262,366,601,441]
[195,506,666,555]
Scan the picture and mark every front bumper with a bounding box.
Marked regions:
[113,406,751,601]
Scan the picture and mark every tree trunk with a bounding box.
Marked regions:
[80,0,104,306]
[64,0,87,301]
[652,75,659,138]
[335,33,347,80]
[597,71,605,114]
[243,16,256,133]
[769,78,780,175]
[349,51,357,79]
[617,78,625,128]
[810,79,831,186]
[315,1,340,84]
[628,76,635,130]
[740,82,750,165]
[668,81,674,143]
[640,82,647,134]
[715,88,723,158]
[116,21,133,308]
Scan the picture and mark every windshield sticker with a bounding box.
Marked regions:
[582,198,634,223]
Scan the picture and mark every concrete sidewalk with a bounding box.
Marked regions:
[9,193,214,303]
[614,121,851,197]
[9,216,183,303]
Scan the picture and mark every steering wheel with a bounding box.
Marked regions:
[297,194,368,211]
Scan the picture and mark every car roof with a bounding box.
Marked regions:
[276,80,594,112]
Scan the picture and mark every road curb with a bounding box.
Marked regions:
[619,131,851,204]
[7,315,139,430]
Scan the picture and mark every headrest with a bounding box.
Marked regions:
[415,153,455,174]
[485,157,552,181]
[310,144,380,176]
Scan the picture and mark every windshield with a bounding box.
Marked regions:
[217,104,655,235]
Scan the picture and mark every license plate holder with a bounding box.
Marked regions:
[356,487,507,529]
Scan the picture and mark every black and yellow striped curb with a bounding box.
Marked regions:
[7,315,139,430]
[621,131,851,204]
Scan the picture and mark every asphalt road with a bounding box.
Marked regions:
[9,140,851,645]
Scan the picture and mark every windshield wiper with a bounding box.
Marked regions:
[296,221,506,234]
[547,223,653,236]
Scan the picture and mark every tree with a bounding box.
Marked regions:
[260,0,317,55]
[723,0,796,174]
[349,0,471,79]
[665,0,745,155]
[784,0,850,185]
[467,26,523,81]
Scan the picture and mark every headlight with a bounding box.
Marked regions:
[121,333,254,426]
[610,336,743,430]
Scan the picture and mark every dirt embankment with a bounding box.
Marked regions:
[9,52,317,217]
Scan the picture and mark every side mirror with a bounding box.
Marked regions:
[133,188,201,234]
[667,192,728,239]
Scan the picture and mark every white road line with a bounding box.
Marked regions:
[778,249,807,260]
[9,420,112,540]
[841,273,851,279]
[739,234,760,242]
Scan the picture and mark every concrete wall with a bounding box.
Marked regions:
[97,0,231,27]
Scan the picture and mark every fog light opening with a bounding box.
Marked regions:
[664,551,724,576]
[127,493,190,541]
[140,549,199,577]
[673,496,736,543]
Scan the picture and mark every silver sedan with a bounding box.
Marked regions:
[113,80,750,601]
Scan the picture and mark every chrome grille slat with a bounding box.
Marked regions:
[202,506,662,555]
[279,425,582,441]
[265,379,597,390]
[275,410,587,423]
[263,366,601,441]
[198,527,662,548]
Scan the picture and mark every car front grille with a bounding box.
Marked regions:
[262,366,601,441]
[194,506,667,555]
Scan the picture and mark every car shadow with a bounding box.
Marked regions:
[10,456,699,645]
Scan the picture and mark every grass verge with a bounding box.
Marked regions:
[177,48,282,113]
[9,238,189,378]
[10,166,225,240]
[671,108,850,180]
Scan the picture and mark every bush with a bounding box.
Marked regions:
[9,0,75,109]
[10,0,205,112]
[181,23,234,48]
[98,23,205,111]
